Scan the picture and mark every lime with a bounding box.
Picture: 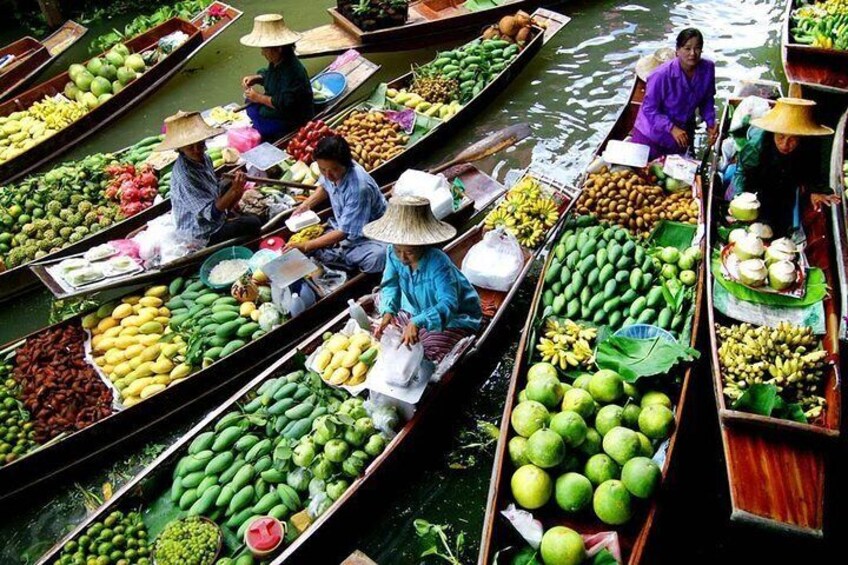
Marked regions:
[588,370,624,403]
[622,381,640,402]
[526,373,565,409]
[578,427,602,457]
[7,204,21,218]
[560,382,573,397]
[511,400,550,438]
[593,479,633,525]
[550,410,587,447]
[572,373,591,391]
[0,232,11,244]
[559,452,582,473]
[622,403,642,429]
[526,428,566,469]
[528,362,558,381]
[540,526,585,565]
[635,432,654,457]
[16,214,30,225]
[621,456,661,499]
[0,215,13,227]
[561,388,595,420]
[554,472,593,513]
[638,404,675,440]
[511,464,553,509]
[518,389,528,403]
[602,426,640,465]
[594,404,623,436]
[508,436,531,468]
[584,453,620,486]
[641,390,672,409]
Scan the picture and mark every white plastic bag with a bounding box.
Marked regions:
[461,227,524,291]
[394,169,454,219]
[729,96,771,132]
[257,303,282,331]
[369,325,424,387]
[267,192,296,217]
[363,393,401,437]
[500,504,544,549]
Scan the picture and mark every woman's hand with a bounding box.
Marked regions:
[242,75,261,89]
[243,87,263,104]
[292,202,311,217]
[671,126,689,148]
[375,313,393,339]
[811,193,841,211]
[707,124,718,146]
[285,240,310,253]
[401,321,419,347]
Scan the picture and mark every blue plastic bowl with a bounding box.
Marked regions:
[613,324,677,343]
[311,71,347,105]
[200,246,253,290]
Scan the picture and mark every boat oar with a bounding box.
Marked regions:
[429,122,532,174]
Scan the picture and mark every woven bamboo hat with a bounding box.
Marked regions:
[751,97,834,136]
[363,196,456,246]
[240,14,302,48]
[155,111,224,152]
[635,47,675,81]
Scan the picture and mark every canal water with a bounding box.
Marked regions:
[1,0,819,563]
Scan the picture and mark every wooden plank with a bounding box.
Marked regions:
[42,20,88,56]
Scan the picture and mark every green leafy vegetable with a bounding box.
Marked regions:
[595,335,699,382]
[731,383,808,423]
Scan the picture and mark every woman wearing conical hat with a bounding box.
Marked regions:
[365,196,482,362]
[241,14,315,142]
[158,111,261,244]
[731,97,838,234]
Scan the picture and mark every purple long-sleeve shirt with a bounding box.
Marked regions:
[632,57,716,159]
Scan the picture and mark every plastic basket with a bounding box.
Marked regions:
[613,324,677,343]
[312,71,347,105]
[200,246,253,290]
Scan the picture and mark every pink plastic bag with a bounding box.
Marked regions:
[109,239,141,261]
[227,127,261,152]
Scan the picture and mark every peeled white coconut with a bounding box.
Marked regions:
[748,222,773,240]
[729,193,760,221]
[734,233,765,261]
[728,228,748,245]
[765,237,798,265]
[768,260,797,291]
[739,258,768,287]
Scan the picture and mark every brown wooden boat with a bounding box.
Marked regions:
[295,0,563,58]
[705,89,842,537]
[34,171,577,565]
[0,2,242,186]
[781,0,848,93]
[828,106,848,340]
[0,51,379,305]
[478,76,706,564]
[0,21,87,103]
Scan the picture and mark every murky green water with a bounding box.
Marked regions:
[0,0,810,563]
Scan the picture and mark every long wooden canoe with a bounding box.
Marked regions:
[0,21,88,103]
[0,161,506,502]
[705,88,842,537]
[0,2,242,186]
[34,174,577,565]
[295,0,563,58]
[781,0,848,93]
[478,76,706,564]
[828,107,848,340]
[0,52,379,305]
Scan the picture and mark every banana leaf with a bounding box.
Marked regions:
[648,220,698,250]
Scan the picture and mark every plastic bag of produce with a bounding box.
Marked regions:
[364,393,401,437]
[729,96,771,133]
[306,492,333,518]
[369,325,424,387]
[257,302,282,331]
[394,169,454,219]
[461,227,524,291]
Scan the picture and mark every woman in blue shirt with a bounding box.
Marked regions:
[364,196,482,362]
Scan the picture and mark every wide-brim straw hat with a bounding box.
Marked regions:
[635,47,675,81]
[155,111,224,152]
[750,97,834,136]
[363,196,456,246]
[240,14,302,48]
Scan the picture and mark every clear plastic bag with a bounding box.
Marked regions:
[267,192,296,217]
[369,326,424,387]
[500,504,544,549]
[729,96,771,132]
[257,302,282,331]
[364,393,401,437]
[461,227,524,291]
[394,169,454,219]
[307,492,333,518]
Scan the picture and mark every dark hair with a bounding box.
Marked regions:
[676,28,704,49]
[314,135,353,167]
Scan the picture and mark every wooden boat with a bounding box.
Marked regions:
[295,0,562,58]
[478,76,705,564]
[828,107,848,340]
[34,173,577,565]
[0,158,508,501]
[0,21,88,103]
[704,88,843,537]
[0,51,379,305]
[781,0,848,93]
[0,2,242,186]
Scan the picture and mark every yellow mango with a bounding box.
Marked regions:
[138,306,160,318]
[103,326,123,338]
[94,355,107,367]
[122,295,142,305]
[134,361,154,379]
[328,350,345,371]
[352,361,368,379]
[124,376,154,397]
[102,365,115,375]
[136,311,156,325]
[250,310,261,322]
[82,313,99,330]
[113,362,132,378]
[170,363,192,381]
[326,334,350,354]
[341,346,362,369]
[158,307,170,317]
[105,348,125,366]
[113,377,129,391]
[96,337,116,352]
[154,316,170,326]
[152,357,174,374]
[138,334,161,346]
[321,366,334,382]
[329,367,350,385]
[350,333,372,351]
[129,356,144,370]
[346,372,366,386]
[119,326,140,337]
[97,317,118,333]
[132,303,142,313]
[240,302,256,317]
[139,296,163,308]
[140,344,161,362]
[178,345,188,356]
[314,349,333,371]
[144,285,168,298]
[120,315,141,327]
[91,334,105,350]
[169,377,188,386]
[122,395,142,407]
[161,343,181,359]
[173,335,185,345]
[124,344,146,359]
[140,383,167,399]
[115,335,137,349]
[139,321,163,335]
[112,303,133,320]
[153,375,171,385]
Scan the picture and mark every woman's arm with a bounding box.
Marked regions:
[410,261,459,332]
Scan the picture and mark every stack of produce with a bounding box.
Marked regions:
[508,363,674,527]
[312,331,380,386]
[576,167,699,236]
[287,160,321,185]
[541,221,700,333]
[13,325,113,443]
[0,362,38,464]
[289,224,325,244]
[791,0,848,49]
[0,98,86,163]
[89,0,214,52]
[481,12,541,45]
[484,176,560,248]
[285,120,335,164]
[103,162,161,217]
[154,517,219,565]
[56,510,150,565]
[535,319,597,371]
[64,43,148,109]
[385,87,462,119]
[335,110,408,171]
[717,322,828,421]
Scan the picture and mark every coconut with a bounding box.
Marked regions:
[728,228,748,244]
[748,222,773,240]
[729,192,760,222]
[515,13,532,27]
[125,54,146,73]
[738,259,768,287]
[733,233,764,261]
[770,237,798,255]
[515,26,532,44]
[499,15,518,36]
[63,81,80,101]
[482,26,499,40]
[768,260,797,291]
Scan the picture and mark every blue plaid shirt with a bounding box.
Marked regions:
[319,162,386,244]
[170,153,224,242]
[378,246,482,332]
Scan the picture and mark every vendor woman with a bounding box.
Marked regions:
[159,111,262,245]
[730,97,838,234]
[632,28,717,159]
[240,14,314,142]
[366,196,482,362]
[288,135,388,273]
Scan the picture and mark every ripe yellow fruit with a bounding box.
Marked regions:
[170,363,192,381]
[145,285,168,298]
[314,349,333,371]
[152,357,174,374]
[120,315,140,328]
[328,350,345,371]
[114,335,137,349]
[122,396,142,408]
[105,348,125,366]
[112,303,134,320]
[153,375,171,385]
[139,296,163,308]
[137,334,161,346]
[113,362,133,378]
[240,302,257,317]
[140,383,167,399]
[122,295,142,305]
[350,333,372,351]
[329,367,350,385]
[326,334,350,353]
[341,347,362,369]
[352,361,368,379]
[97,317,118,333]
[119,326,140,337]
[140,344,161,362]
[158,307,170,317]
[104,326,123,338]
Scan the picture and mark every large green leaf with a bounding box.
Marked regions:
[731,383,808,423]
[710,251,827,307]
[649,220,698,250]
[595,335,699,382]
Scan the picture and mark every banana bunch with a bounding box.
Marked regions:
[483,176,560,248]
[717,322,828,418]
[536,318,596,370]
[208,106,244,125]
[289,224,325,244]
[28,96,86,129]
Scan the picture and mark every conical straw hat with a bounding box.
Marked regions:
[240,14,302,48]
[751,97,834,136]
[635,47,675,81]
[363,196,456,246]
[155,111,224,152]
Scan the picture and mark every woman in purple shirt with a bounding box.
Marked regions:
[632,28,717,159]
